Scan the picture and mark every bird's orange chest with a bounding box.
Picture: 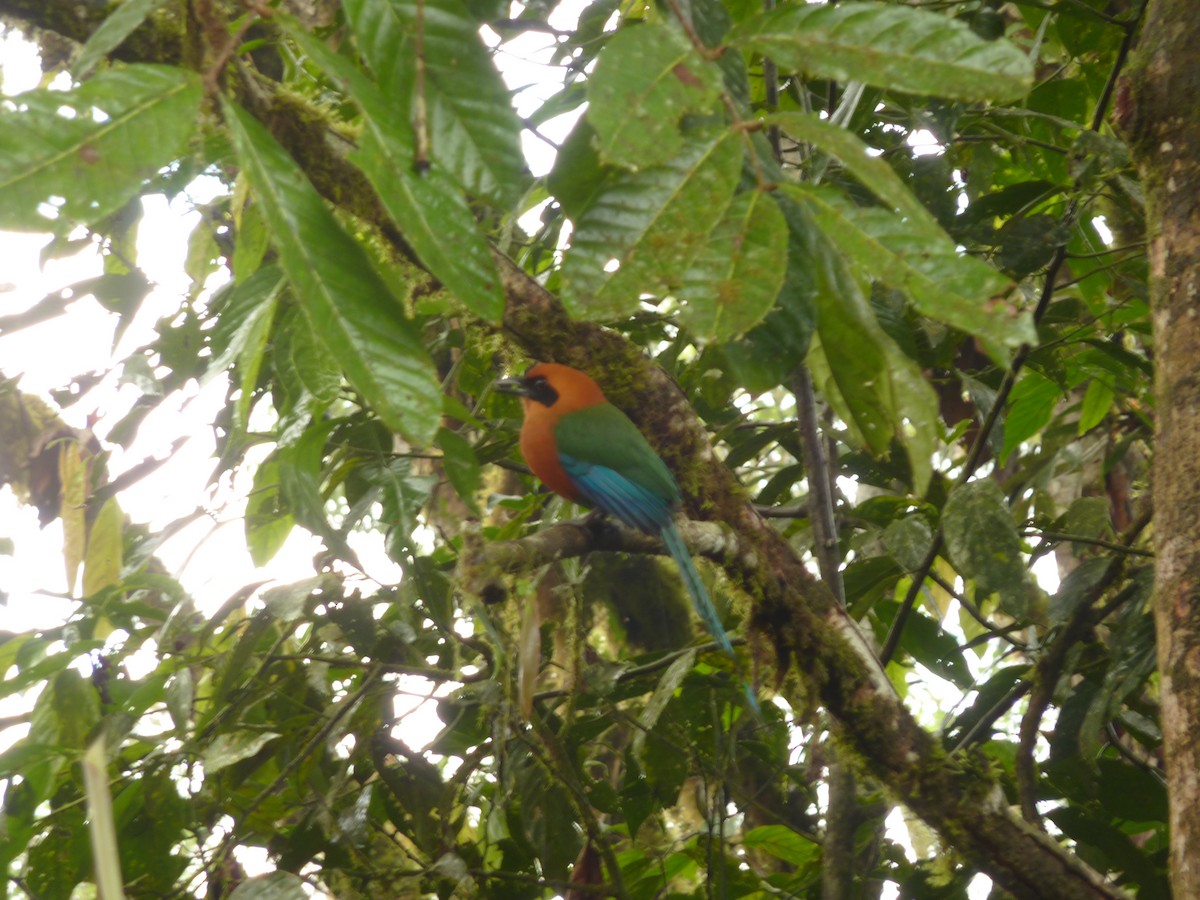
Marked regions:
[518,405,584,503]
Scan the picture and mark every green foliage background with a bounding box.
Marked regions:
[0,0,1159,897]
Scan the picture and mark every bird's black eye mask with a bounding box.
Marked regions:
[523,374,559,408]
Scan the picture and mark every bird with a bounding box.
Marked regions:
[495,362,758,714]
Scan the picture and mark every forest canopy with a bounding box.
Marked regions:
[0,0,1175,898]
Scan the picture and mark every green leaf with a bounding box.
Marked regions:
[73,0,177,77]
[245,456,296,567]
[586,23,724,169]
[53,669,103,751]
[785,184,1031,353]
[112,772,189,893]
[563,131,742,319]
[277,307,343,408]
[232,200,271,281]
[675,188,788,341]
[203,730,281,774]
[83,497,123,597]
[788,195,936,494]
[942,479,1028,613]
[1048,807,1168,897]
[883,516,933,572]
[547,118,615,219]
[1062,496,1114,543]
[222,100,441,445]
[743,825,818,866]
[892,604,973,689]
[262,576,326,622]
[1048,558,1112,625]
[1078,376,1114,434]
[343,0,528,207]
[0,65,202,231]
[378,459,438,561]
[720,191,817,391]
[728,2,1033,102]
[166,670,194,731]
[285,22,505,322]
[634,649,697,761]
[207,266,284,433]
[437,427,481,513]
[764,111,940,231]
[1000,370,1060,461]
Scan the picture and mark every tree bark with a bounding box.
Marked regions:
[1121,2,1200,895]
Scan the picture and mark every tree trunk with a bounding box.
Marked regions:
[1122,3,1200,895]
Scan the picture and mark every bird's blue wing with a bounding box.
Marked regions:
[559,452,675,533]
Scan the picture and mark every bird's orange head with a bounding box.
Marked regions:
[494,363,608,418]
[494,363,612,503]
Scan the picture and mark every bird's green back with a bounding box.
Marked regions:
[554,403,681,505]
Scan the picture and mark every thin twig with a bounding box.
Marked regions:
[793,368,844,605]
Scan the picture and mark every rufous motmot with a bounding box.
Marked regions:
[495,362,758,713]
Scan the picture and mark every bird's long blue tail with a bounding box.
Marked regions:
[661,522,761,716]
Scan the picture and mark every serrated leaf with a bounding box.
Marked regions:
[764,111,939,231]
[728,2,1033,102]
[675,188,787,340]
[587,23,724,169]
[0,65,201,231]
[83,498,123,597]
[786,184,1031,353]
[563,132,742,319]
[343,0,527,207]
[203,730,281,774]
[222,100,441,445]
[943,479,1027,612]
[285,22,505,322]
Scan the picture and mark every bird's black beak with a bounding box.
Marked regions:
[494,375,531,398]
